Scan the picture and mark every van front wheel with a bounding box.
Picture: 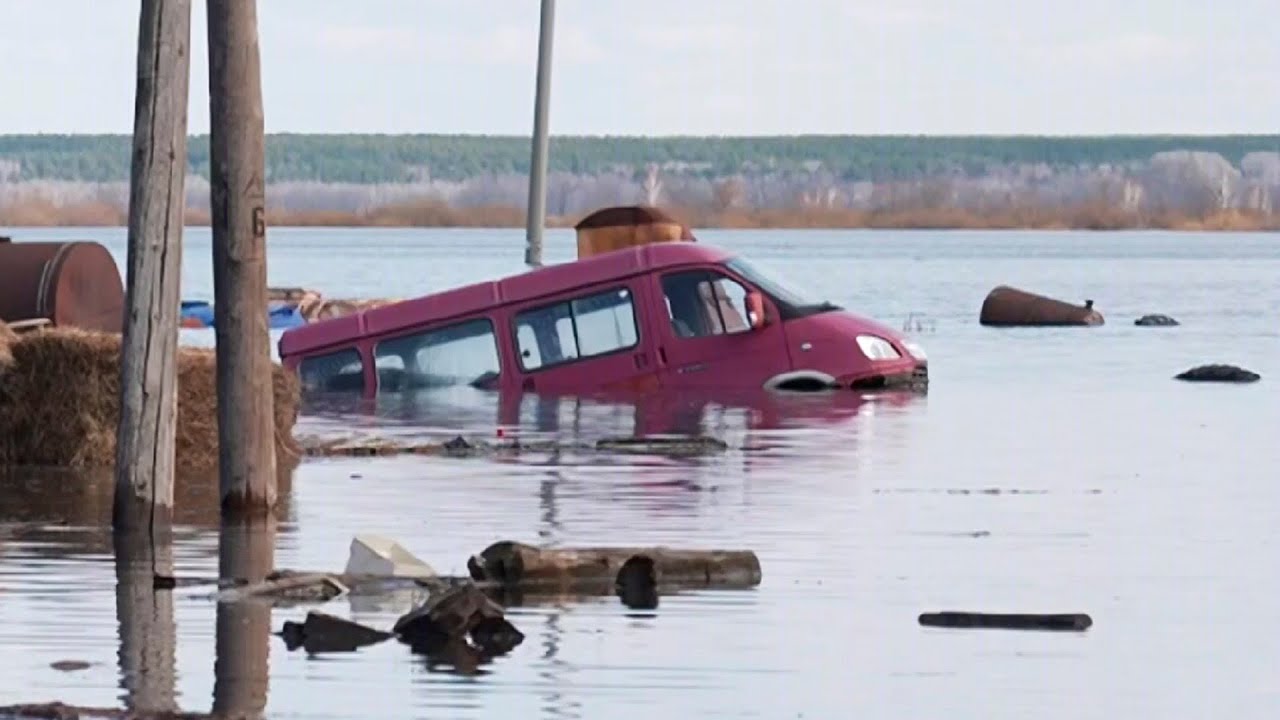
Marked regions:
[763,371,838,393]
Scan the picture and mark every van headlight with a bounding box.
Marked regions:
[902,340,927,361]
[856,335,901,360]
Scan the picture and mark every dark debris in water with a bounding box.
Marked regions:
[919,611,1093,632]
[873,487,1102,496]
[0,702,213,719]
[1134,313,1180,327]
[1174,364,1261,383]
[297,433,731,459]
[278,612,392,654]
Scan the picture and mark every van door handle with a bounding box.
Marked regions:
[633,353,647,369]
[658,347,668,365]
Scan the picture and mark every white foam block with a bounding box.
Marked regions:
[344,534,437,578]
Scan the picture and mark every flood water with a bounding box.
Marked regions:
[1,227,1278,719]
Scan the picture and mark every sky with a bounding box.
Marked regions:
[0,0,1275,136]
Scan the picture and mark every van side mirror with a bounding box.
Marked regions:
[746,291,767,329]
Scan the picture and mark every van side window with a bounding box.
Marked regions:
[515,286,639,370]
[661,271,751,338]
[298,347,364,393]
[373,317,501,391]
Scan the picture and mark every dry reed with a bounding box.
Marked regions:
[3,196,1277,232]
[0,327,301,472]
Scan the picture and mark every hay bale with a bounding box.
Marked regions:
[0,318,16,368]
[0,327,301,471]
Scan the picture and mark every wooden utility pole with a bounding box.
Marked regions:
[524,0,555,267]
[114,0,192,531]
[207,0,277,515]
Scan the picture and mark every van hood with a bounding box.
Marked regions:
[791,309,910,346]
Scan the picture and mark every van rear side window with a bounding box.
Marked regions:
[515,286,639,370]
[298,348,364,393]
[373,317,501,391]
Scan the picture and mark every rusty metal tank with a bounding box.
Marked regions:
[574,205,696,259]
[979,285,1104,327]
[0,238,125,332]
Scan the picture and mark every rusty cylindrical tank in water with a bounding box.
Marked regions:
[0,239,125,332]
[979,285,1104,327]
[574,205,696,260]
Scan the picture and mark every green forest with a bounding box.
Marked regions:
[1,133,1277,184]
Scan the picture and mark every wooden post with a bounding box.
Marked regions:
[524,0,555,267]
[207,0,277,515]
[114,0,192,531]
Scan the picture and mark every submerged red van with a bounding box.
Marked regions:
[277,242,928,398]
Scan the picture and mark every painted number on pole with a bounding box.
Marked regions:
[252,206,265,238]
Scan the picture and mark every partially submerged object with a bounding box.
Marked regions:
[1135,313,1179,327]
[979,285,1104,327]
[0,327,301,470]
[217,536,763,610]
[280,611,393,654]
[0,239,125,332]
[278,206,928,397]
[345,534,438,578]
[393,583,525,658]
[574,204,694,258]
[919,611,1093,632]
[467,540,763,590]
[1174,364,1260,383]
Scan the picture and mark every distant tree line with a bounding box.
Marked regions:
[1,133,1278,184]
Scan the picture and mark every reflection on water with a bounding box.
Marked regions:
[297,383,916,447]
[1,228,1278,719]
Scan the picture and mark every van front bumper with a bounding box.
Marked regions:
[843,361,929,392]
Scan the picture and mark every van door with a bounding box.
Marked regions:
[647,266,791,389]
[510,281,660,395]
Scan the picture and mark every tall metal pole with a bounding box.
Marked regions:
[207,0,277,516]
[524,0,555,267]
[114,0,192,532]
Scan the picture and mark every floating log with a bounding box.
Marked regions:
[979,285,1104,327]
[466,540,763,590]
[918,611,1092,631]
[1134,313,1179,327]
[1174,364,1260,383]
[278,611,392,654]
[0,240,125,333]
[0,327,301,471]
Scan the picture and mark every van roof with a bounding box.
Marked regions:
[279,241,734,358]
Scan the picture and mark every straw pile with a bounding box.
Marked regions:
[0,319,16,368]
[295,291,402,322]
[0,327,301,471]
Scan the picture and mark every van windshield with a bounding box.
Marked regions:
[722,256,839,318]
